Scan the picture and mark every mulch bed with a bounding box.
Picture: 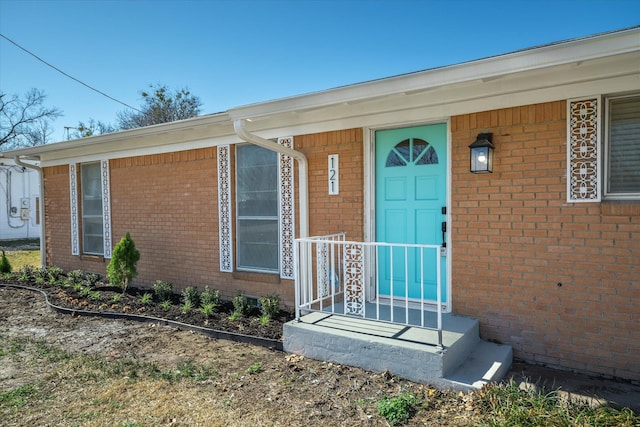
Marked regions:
[0,276,293,341]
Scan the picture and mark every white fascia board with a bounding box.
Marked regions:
[2,112,232,161]
[39,134,242,167]
[228,28,640,121]
[238,57,640,137]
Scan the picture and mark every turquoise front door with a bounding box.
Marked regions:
[375,124,447,302]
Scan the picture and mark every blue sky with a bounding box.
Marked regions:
[1,0,638,142]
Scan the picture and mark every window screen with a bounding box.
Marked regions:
[236,145,279,272]
[81,162,104,255]
[607,95,640,197]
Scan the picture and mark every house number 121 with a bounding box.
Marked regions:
[328,154,339,195]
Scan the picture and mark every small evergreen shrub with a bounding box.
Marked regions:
[232,293,252,317]
[182,286,200,307]
[0,250,12,273]
[107,232,140,293]
[153,280,173,302]
[200,286,220,308]
[258,294,280,319]
[85,273,101,287]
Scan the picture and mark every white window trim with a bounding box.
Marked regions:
[235,144,280,274]
[70,160,112,257]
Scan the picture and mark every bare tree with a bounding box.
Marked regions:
[0,89,62,148]
[72,118,117,138]
[117,84,202,130]
[22,119,55,146]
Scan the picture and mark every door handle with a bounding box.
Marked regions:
[441,221,446,248]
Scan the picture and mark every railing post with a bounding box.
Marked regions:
[436,246,443,350]
[294,239,300,322]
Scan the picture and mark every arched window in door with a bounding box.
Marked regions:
[386,138,439,167]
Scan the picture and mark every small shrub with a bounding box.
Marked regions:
[153,280,173,302]
[88,291,101,300]
[259,314,270,326]
[200,286,220,308]
[35,267,48,280]
[258,294,280,319]
[228,311,241,322]
[107,232,140,293]
[376,393,419,426]
[182,286,200,307]
[201,303,216,318]
[181,300,193,314]
[0,250,12,273]
[66,269,85,285]
[232,294,251,317]
[85,273,100,287]
[112,294,121,303]
[140,292,153,305]
[160,300,171,311]
[18,265,35,282]
[46,266,63,284]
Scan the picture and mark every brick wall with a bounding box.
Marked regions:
[296,128,364,241]
[451,100,640,380]
[43,148,294,307]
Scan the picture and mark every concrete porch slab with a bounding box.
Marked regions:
[284,311,512,391]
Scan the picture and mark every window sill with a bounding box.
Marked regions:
[78,254,106,263]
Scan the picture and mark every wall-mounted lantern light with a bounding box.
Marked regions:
[469,133,494,173]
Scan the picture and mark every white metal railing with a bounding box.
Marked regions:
[294,233,444,348]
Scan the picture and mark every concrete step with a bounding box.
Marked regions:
[442,340,513,391]
[283,312,511,390]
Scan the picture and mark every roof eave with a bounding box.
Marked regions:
[1,111,231,160]
[228,27,640,121]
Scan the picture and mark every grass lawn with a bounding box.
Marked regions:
[1,250,40,272]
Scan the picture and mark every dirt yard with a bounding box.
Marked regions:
[2,284,638,426]
[0,286,480,426]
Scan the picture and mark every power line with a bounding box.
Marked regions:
[0,33,142,113]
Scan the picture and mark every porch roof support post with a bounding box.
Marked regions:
[233,119,309,239]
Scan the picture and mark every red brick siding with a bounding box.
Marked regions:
[296,128,364,241]
[451,100,640,380]
[43,148,294,306]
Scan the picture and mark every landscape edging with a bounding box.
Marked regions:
[0,283,284,351]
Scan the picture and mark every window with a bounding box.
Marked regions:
[81,162,104,255]
[236,145,279,272]
[605,94,640,199]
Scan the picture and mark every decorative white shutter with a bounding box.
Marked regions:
[567,97,601,202]
[101,160,112,258]
[69,163,80,255]
[217,145,233,272]
[278,136,295,279]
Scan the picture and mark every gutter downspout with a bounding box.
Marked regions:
[13,156,45,268]
[233,119,309,239]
